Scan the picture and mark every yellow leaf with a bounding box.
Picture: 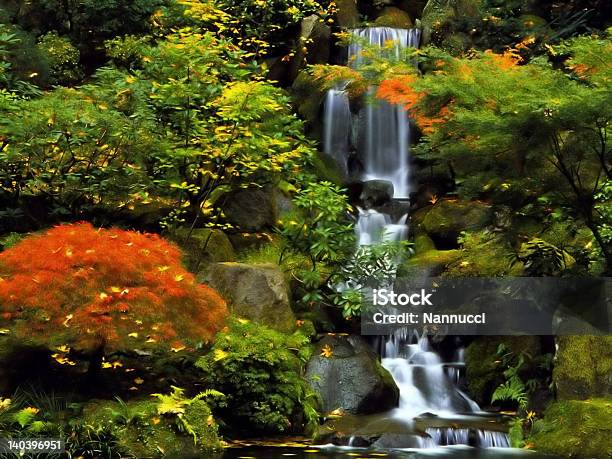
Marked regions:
[128,332,139,338]
[134,378,144,385]
[213,349,228,361]
[171,344,186,353]
[237,318,250,324]
[320,344,333,358]
[174,274,184,282]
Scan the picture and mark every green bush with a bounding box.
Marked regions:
[196,318,318,434]
[37,32,82,85]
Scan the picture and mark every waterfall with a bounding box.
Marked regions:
[323,25,510,450]
[380,329,510,447]
[323,88,351,174]
[322,27,420,197]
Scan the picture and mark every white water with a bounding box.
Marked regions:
[323,88,352,174]
[330,25,509,450]
[322,27,420,197]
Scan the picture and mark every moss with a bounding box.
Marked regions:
[170,228,236,272]
[82,398,222,457]
[374,7,413,28]
[465,336,540,405]
[444,231,524,277]
[528,398,612,458]
[419,199,492,246]
[399,248,462,276]
[312,150,347,185]
[554,336,612,400]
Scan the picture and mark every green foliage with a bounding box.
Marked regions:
[492,378,529,410]
[511,238,571,276]
[210,0,332,55]
[196,318,318,434]
[105,35,151,70]
[334,241,411,318]
[379,35,612,271]
[490,343,546,411]
[0,78,161,228]
[151,386,224,443]
[36,32,82,85]
[279,181,355,310]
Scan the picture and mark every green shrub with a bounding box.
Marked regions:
[196,318,318,434]
[37,32,82,85]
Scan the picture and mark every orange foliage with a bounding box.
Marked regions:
[0,223,228,353]
[377,76,449,134]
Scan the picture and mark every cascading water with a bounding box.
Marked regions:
[323,87,351,174]
[381,330,509,447]
[325,25,511,450]
[322,27,420,197]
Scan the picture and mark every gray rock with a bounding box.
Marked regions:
[306,335,399,414]
[204,263,295,332]
[360,180,395,207]
[221,187,276,231]
[290,15,331,80]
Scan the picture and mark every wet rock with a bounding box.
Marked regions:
[371,432,428,448]
[360,180,394,208]
[203,263,295,332]
[375,6,413,28]
[306,335,399,414]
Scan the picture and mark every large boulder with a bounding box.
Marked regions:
[528,398,612,458]
[335,0,360,28]
[374,6,413,28]
[171,228,235,272]
[553,336,612,400]
[221,187,277,231]
[418,199,492,247]
[290,15,331,81]
[204,263,295,332]
[305,335,399,414]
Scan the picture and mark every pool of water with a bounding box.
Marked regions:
[219,445,561,459]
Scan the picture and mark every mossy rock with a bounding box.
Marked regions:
[335,0,360,28]
[528,398,612,458]
[312,150,348,185]
[519,14,547,29]
[291,69,327,126]
[421,0,480,45]
[399,248,461,276]
[554,336,612,400]
[204,262,296,332]
[171,228,236,273]
[440,32,472,54]
[419,199,492,247]
[374,7,413,28]
[82,398,221,457]
[465,336,540,406]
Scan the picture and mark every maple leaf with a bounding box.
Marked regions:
[320,344,333,358]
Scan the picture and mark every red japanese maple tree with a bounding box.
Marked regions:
[0,223,228,369]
